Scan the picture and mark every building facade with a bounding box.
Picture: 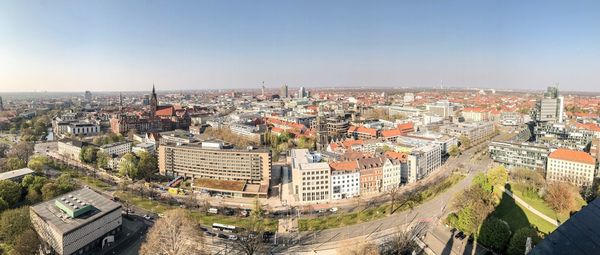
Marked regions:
[291,149,331,203]
[546,148,596,187]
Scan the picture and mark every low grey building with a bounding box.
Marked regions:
[30,188,122,255]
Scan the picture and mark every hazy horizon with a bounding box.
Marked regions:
[2,0,600,92]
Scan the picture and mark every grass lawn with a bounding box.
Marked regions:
[114,191,176,214]
[190,212,278,232]
[114,191,278,231]
[299,173,466,231]
[77,176,112,191]
[493,191,557,235]
[509,183,586,224]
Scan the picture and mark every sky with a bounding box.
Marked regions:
[1,0,600,92]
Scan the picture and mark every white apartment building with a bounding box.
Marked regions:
[382,158,402,191]
[330,169,360,200]
[402,155,420,184]
[291,149,331,203]
[67,123,100,136]
[546,148,596,187]
[99,141,132,156]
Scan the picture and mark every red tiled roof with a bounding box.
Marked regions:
[348,126,377,136]
[155,106,175,116]
[549,148,595,165]
[329,161,358,171]
[381,129,402,137]
[575,123,600,132]
[462,107,487,113]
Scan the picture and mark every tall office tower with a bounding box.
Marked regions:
[84,91,92,103]
[261,84,265,97]
[0,96,3,111]
[532,85,564,123]
[280,84,288,98]
[298,86,306,98]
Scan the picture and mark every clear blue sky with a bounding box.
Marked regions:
[1,0,600,92]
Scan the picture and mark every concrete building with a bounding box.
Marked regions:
[489,141,551,170]
[546,148,596,187]
[440,122,495,145]
[461,108,489,122]
[58,138,91,161]
[291,149,331,203]
[532,86,564,123]
[0,168,35,182]
[280,84,289,98]
[229,123,265,144]
[30,188,122,255]
[99,141,132,157]
[158,141,271,197]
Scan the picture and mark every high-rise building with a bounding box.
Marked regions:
[298,86,306,98]
[84,91,92,103]
[0,96,3,111]
[532,86,564,123]
[280,84,288,98]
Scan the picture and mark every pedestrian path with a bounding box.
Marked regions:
[500,187,559,226]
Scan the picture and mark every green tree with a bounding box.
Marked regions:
[79,146,98,164]
[458,135,471,149]
[0,207,31,245]
[0,198,8,213]
[137,151,157,179]
[5,157,26,171]
[507,227,541,255]
[97,151,110,169]
[448,145,460,157]
[10,229,41,255]
[472,173,492,194]
[41,182,61,200]
[21,175,47,193]
[478,217,511,251]
[25,187,42,204]
[0,180,21,207]
[119,153,139,180]
[27,155,50,172]
[55,173,75,193]
[487,165,508,188]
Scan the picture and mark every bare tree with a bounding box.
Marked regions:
[337,240,379,255]
[140,209,203,255]
[545,182,579,214]
[380,219,430,255]
[231,198,268,255]
[386,186,402,215]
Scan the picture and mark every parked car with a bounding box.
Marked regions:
[329,207,338,212]
[208,208,218,214]
[240,210,249,217]
[218,233,227,239]
[143,214,153,220]
[228,234,238,240]
[206,232,217,237]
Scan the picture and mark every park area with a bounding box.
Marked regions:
[299,172,465,231]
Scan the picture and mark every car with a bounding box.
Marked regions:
[228,235,238,240]
[200,226,208,232]
[206,232,217,237]
[143,214,153,220]
[240,210,249,217]
[329,207,338,212]
[218,233,227,239]
[454,232,465,239]
[224,208,235,216]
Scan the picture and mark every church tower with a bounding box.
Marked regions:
[316,103,329,151]
[150,84,158,116]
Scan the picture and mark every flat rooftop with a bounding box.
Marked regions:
[30,188,121,235]
[0,167,34,181]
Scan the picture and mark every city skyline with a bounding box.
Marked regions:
[2,0,600,92]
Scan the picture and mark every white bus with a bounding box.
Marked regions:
[212,223,236,233]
